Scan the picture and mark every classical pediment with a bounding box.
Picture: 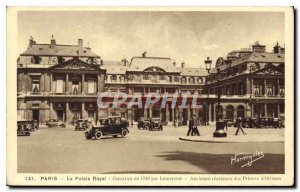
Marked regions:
[49,58,100,70]
[254,63,284,75]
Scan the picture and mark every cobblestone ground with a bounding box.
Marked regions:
[17,124,285,174]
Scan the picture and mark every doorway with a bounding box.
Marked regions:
[32,110,39,122]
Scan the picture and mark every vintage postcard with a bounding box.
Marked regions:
[6,6,294,186]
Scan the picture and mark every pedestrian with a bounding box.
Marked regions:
[192,114,200,136]
[187,116,194,136]
[235,116,246,135]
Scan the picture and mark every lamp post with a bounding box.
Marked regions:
[249,64,256,118]
[205,57,227,137]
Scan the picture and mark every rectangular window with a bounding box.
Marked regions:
[254,85,260,96]
[267,85,274,96]
[88,110,94,118]
[88,80,95,93]
[56,79,63,93]
[72,81,79,94]
[32,80,40,93]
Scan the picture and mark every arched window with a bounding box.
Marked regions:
[225,105,234,120]
[111,75,117,82]
[197,77,203,84]
[119,75,125,82]
[215,105,223,121]
[181,77,187,84]
[174,76,180,82]
[189,77,195,84]
[237,105,245,118]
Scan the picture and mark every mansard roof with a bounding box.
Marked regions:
[211,52,285,72]
[21,44,99,58]
[180,67,208,76]
[128,57,181,73]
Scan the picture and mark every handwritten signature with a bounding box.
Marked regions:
[231,151,264,167]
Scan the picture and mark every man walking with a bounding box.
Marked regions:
[192,115,200,136]
[235,116,246,135]
[187,117,194,136]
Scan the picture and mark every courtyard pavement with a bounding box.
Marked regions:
[17,124,285,174]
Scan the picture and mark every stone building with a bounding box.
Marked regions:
[101,51,208,125]
[203,42,285,123]
[17,37,106,124]
[17,37,285,125]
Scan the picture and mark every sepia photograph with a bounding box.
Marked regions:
[6,6,294,186]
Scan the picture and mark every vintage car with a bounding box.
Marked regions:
[75,119,91,131]
[46,119,66,128]
[241,117,259,128]
[137,117,151,130]
[84,116,129,140]
[149,118,163,131]
[17,120,31,136]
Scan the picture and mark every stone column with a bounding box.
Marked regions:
[207,103,211,124]
[127,108,133,125]
[50,73,53,93]
[264,103,267,117]
[149,105,152,118]
[277,79,280,96]
[66,102,71,124]
[50,101,53,119]
[82,73,85,94]
[65,73,69,94]
[82,102,88,119]
[97,73,101,93]
[166,103,170,122]
[172,107,175,122]
[144,107,147,117]
[264,79,267,96]
[246,77,251,95]
[187,102,191,120]
[277,103,280,118]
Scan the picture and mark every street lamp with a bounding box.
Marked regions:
[249,64,256,118]
[205,57,227,137]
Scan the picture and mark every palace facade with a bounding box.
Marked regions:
[17,37,285,125]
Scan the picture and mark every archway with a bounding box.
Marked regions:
[225,105,234,120]
[237,105,245,118]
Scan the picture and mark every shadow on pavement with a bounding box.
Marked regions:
[156,151,284,174]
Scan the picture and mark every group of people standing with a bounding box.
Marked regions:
[186,115,246,136]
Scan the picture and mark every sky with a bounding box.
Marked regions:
[17,11,284,68]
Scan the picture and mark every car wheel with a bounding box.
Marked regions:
[26,132,30,136]
[94,131,103,140]
[121,129,128,138]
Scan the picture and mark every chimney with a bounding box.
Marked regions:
[142,51,147,57]
[50,35,56,49]
[181,61,185,68]
[78,39,83,54]
[28,36,35,48]
[273,41,281,54]
[173,61,176,67]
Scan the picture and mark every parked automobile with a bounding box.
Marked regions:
[241,117,259,128]
[137,117,151,130]
[17,120,31,136]
[75,119,91,131]
[46,119,66,128]
[149,118,163,131]
[84,116,129,140]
